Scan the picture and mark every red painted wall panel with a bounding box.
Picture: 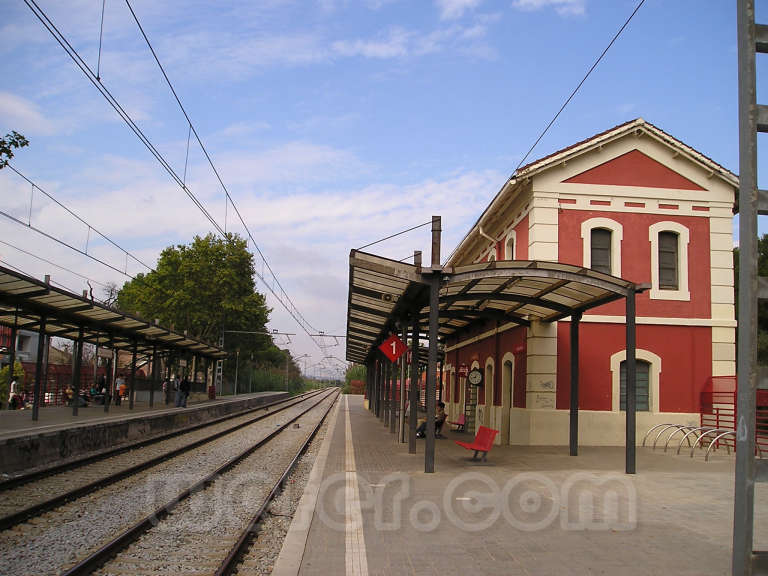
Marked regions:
[556,322,712,413]
[514,215,529,260]
[558,210,712,318]
[563,149,706,191]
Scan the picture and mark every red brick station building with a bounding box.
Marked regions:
[439,119,737,446]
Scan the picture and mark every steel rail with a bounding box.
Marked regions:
[0,389,321,492]
[0,389,326,531]
[214,390,340,576]
[60,388,338,576]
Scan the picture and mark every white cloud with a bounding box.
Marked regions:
[512,0,586,16]
[0,92,56,136]
[332,28,411,59]
[435,0,483,20]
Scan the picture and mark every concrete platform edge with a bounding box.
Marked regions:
[272,393,343,576]
[0,392,289,475]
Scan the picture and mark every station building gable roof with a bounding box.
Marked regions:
[447,118,738,267]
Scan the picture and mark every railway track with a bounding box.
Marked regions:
[0,389,326,531]
[0,388,339,576]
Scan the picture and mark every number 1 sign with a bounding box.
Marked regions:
[379,334,407,363]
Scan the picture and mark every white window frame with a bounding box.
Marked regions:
[580,218,623,277]
[610,348,662,413]
[648,221,690,301]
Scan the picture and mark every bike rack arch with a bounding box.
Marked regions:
[689,428,732,458]
[705,430,736,461]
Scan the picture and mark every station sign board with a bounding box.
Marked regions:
[379,334,407,363]
[458,363,469,377]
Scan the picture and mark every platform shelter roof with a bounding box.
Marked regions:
[0,265,226,359]
[346,250,635,364]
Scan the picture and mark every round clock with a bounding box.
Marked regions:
[467,368,483,386]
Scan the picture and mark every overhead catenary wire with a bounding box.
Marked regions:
[443,0,646,267]
[6,164,154,273]
[511,0,646,174]
[22,0,329,352]
[124,0,324,343]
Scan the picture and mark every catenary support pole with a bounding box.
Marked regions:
[625,289,636,474]
[425,215,441,473]
[569,311,582,456]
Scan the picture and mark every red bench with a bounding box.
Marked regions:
[448,413,466,432]
[455,426,499,461]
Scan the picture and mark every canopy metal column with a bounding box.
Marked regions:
[569,311,581,457]
[409,315,418,455]
[32,315,46,421]
[425,216,441,473]
[71,327,84,417]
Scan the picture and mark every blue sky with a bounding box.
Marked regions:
[0,1,763,374]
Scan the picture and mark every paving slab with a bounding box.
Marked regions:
[290,394,768,576]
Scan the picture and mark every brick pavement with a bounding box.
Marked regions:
[294,394,768,576]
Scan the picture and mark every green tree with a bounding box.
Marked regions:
[0,131,29,169]
[344,363,366,393]
[734,234,768,364]
[117,233,283,378]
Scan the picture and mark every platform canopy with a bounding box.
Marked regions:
[0,265,226,359]
[346,250,635,364]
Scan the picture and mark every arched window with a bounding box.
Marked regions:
[581,218,623,277]
[649,221,690,301]
[590,228,612,274]
[505,232,516,260]
[485,359,494,408]
[610,349,662,413]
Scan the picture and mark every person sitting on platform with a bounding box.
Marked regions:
[415,401,447,438]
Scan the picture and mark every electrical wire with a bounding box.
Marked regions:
[23,0,328,351]
[356,220,432,251]
[6,164,154,272]
[511,0,646,174]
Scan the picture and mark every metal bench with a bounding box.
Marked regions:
[448,412,466,432]
[455,425,499,461]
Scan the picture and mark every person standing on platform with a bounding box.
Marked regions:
[162,377,170,405]
[114,374,123,406]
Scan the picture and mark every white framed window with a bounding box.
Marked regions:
[504,231,516,260]
[610,349,662,413]
[648,221,690,301]
[580,218,623,277]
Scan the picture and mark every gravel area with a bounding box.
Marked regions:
[92,392,338,576]
[235,395,337,576]
[0,390,336,576]
[0,392,320,521]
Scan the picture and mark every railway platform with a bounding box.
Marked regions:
[275,394,768,576]
[0,391,288,475]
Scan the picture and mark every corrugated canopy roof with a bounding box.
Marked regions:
[0,265,226,358]
[346,251,635,364]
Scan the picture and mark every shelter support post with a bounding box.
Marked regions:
[72,327,84,416]
[390,353,397,434]
[409,315,419,455]
[569,311,582,456]
[383,359,389,425]
[625,289,637,474]
[32,315,47,421]
[203,356,209,396]
[8,309,17,397]
[399,327,407,443]
[425,215,441,473]
[129,341,137,410]
[150,345,158,407]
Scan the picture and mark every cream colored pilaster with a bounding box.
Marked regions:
[526,319,557,409]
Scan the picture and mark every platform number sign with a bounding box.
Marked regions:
[379,334,407,363]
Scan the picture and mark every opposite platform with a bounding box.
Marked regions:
[0,391,288,475]
[279,394,768,576]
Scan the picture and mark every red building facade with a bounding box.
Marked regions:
[442,119,737,446]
